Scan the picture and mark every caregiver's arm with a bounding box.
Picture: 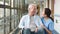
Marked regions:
[43,26,52,34]
[41,23,52,34]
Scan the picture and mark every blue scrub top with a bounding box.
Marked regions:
[41,17,54,34]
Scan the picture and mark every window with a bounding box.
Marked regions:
[5,9,10,17]
[0,19,4,34]
[0,0,22,34]
[11,9,15,30]
[0,0,4,5]
[5,8,10,34]
[18,0,20,8]
[14,9,18,28]
[11,0,13,7]
[0,8,4,34]
[11,9,14,15]
[0,8,4,18]
[14,0,18,8]
[5,0,10,6]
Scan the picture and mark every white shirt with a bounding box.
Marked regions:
[29,16,36,31]
[18,14,42,29]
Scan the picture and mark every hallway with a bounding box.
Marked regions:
[0,0,60,34]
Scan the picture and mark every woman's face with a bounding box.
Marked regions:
[42,9,47,17]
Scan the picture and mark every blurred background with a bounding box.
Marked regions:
[0,0,60,34]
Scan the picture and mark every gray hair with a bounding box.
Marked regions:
[28,4,37,10]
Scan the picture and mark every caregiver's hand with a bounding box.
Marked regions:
[40,23,46,29]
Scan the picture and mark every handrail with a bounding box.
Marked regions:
[9,27,18,34]
[9,27,22,34]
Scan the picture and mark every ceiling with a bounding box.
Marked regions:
[25,0,44,4]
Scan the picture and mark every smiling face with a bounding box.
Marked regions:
[42,9,47,17]
[28,4,37,16]
[42,8,51,18]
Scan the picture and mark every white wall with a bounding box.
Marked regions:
[54,0,60,15]
[54,0,60,34]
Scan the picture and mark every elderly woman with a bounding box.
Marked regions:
[18,4,44,34]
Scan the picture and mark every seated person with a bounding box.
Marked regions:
[18,4,44,34]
